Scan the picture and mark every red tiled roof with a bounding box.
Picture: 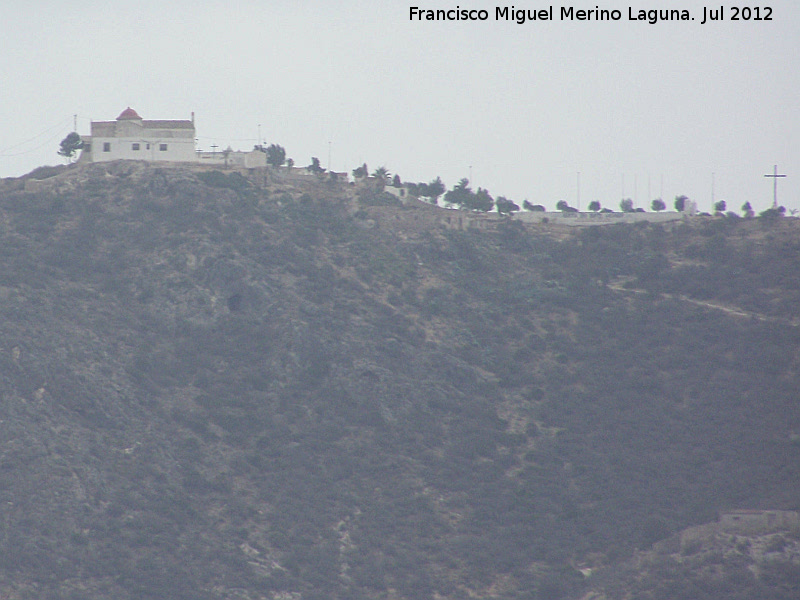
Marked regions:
[117,107,142,120]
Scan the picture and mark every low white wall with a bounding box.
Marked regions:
[196,151,267,168]
[516,210,686,226]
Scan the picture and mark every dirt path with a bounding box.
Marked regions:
[607,279,800,327]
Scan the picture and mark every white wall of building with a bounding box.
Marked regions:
[87,136,197,163]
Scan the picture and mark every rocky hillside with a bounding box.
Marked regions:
[579,514,800,600]
[0,161,799,600]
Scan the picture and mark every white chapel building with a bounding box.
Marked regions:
[80,107,197,164]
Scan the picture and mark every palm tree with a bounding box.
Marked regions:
[372,166,390,182]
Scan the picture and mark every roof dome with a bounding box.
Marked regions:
[116,107,142,120]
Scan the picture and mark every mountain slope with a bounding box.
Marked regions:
[0,161,799,600]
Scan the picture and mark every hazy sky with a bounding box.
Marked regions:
[2,1,798,212]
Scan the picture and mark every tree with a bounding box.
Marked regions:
[620,198,634,213]
[286,158,294,168]
[58,132,84,160]
[674,195,688,212]
[713,200,727,215]
[426,177,445,203]
[471,188,495,212]
[588,200,601,212]
[651,198,666,212]
[352,163,368,179]
[741,201,755,218]
[265,144,286,167]
[523,200,545,212]
[308,157,325,174]
[444,178,472,208]
[496,196,520,216]
[413,178,445,204]
[759,206,785,220]
[391,174,402,187]
[556,200,571,212]
[443,179,493,211]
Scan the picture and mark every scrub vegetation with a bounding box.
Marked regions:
[0,162,798,600]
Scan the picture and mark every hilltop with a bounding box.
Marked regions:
[0,161,799,600]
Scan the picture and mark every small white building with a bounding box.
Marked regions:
[197,146,267,169]
[80,107,196,164]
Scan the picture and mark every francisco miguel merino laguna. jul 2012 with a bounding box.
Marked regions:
[409,6,733,25]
